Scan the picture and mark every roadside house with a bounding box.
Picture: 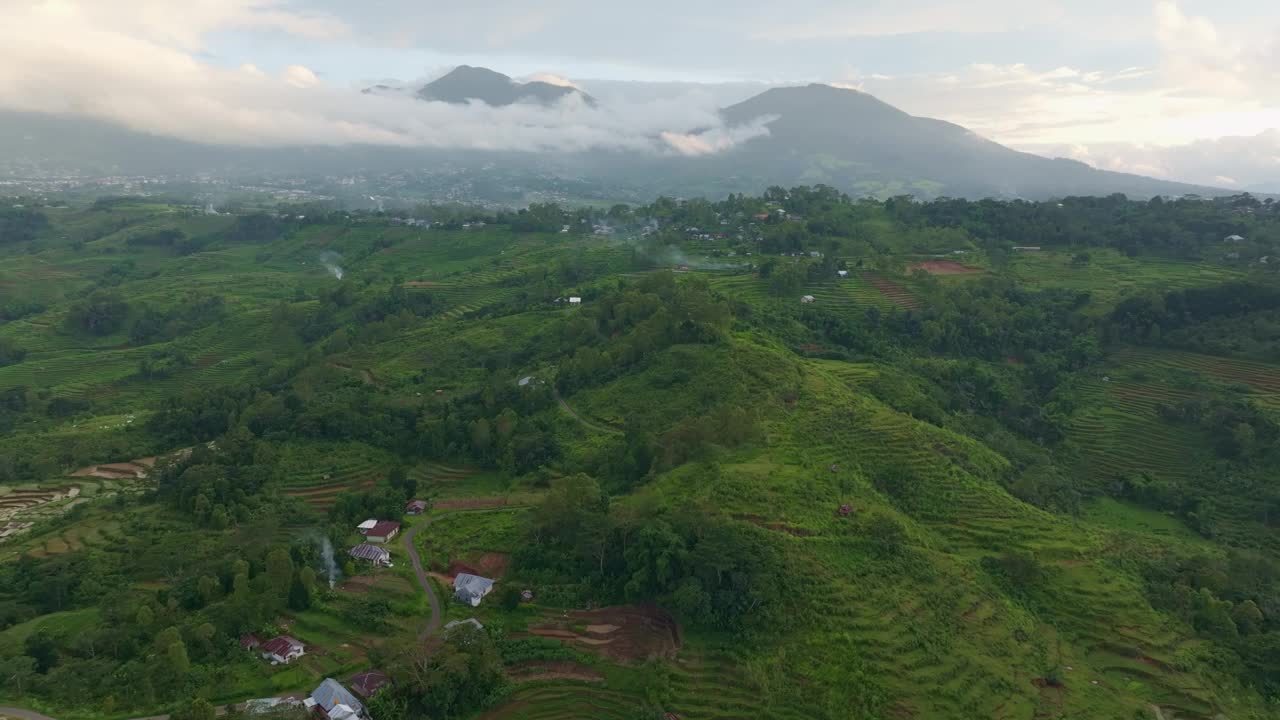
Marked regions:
[365,521,401,544]
[453,572,495,607]
[349,543,392,567]
[405,499,428,515]
[260,635,305,664]
[349,670,391,699]
[305,678,365,720]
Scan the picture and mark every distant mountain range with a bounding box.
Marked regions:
[0,66,1253,201]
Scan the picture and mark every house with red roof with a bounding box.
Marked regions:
[365,521,400,544]
[260,635,306,664]
[349,669,391,698]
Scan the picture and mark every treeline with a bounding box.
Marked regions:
[1108,282,1280,344]
[0,207,49,245]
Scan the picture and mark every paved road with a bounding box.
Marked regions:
[0,707,57,720]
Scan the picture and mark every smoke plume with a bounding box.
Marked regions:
[319,251,345,280]
[321,536,339,589]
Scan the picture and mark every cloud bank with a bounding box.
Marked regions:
[0,0,766,156]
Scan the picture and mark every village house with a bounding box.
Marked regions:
[239,634,261,651]
[1012,246,1041,251]
[801,295,816,304]
[453,572,495,607]
[365,521,400,544]
[1225,234,1246,242]
[405,499,428,515]
[260,635,305,664]
[356,519,377,535]
[836,270,849,278]
[305,678,365,720]
[349,670,392,699]
[349,543,392,567]
[568,296,582,305]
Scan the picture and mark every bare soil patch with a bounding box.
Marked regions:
[907,260,982,275]
[527,605,681,664]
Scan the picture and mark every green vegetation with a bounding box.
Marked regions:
[2,190,1280,719]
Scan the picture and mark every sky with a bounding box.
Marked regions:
[0,0,1276,188]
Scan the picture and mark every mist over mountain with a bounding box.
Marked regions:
[414,66,596,107]
[0,67,1243,201]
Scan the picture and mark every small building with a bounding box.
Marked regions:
[836,270,849,278]
[306,678,364,720]
[405,499,428,515]
[349,670,391,699]
[454,572,495,607]
[521,589,534,602]
[800,295,816,304]
[365,521,401,544]
[518,376,534,387]
[444,617,485,632]
[261,635,305,664]
[1225,234,1245,242]
[1012,246,1041,251]
[349,543,392,567]
[239,633,261,651]
[568,296,582,305]
[356,519,378,535]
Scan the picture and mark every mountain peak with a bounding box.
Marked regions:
[417,66,595,107]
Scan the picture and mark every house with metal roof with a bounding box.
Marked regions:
[348,543,391,567]
[260,635,305,664]
[365,521,400,543]
[305,678,365,720]
[453,572,495,607]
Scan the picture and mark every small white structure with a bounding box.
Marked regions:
[356,519,378,535]
[801,295,816,304]
[444,617,485,632]
[568,296,582,305]
[518,376,534,387]
[454,573,495,607]
[1225,234,1246,242]
[836,270,849,278]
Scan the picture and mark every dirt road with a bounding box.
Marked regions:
[551,386,622,436]
[402,514,446,639]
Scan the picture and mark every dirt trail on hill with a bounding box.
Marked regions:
[551,386,623,435]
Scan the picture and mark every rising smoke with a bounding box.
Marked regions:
[321,536,339,589]
[319,251,345,280]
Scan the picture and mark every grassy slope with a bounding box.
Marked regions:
[3,208,1278,719]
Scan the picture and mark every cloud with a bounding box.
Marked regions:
[1025,130,1280,191]
[523,73,583,90]
[0,0,766,155]
[660,116,776,156]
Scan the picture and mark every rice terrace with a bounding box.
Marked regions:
[2,186,1280,720]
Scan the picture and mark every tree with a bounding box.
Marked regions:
[265,548,295,600]
[287,573,312,611]
[172,698,216,720]
[24,631,58,673]
[866,514,906,558]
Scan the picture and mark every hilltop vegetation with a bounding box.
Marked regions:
[1,189,1280,719]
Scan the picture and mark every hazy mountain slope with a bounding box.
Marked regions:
[705,83,1224,199]
[416,66,595,106]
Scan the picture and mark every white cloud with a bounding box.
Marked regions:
[0,0,766,155]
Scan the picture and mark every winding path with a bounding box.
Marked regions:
[551,386,623,436]
[401,513,446,639]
